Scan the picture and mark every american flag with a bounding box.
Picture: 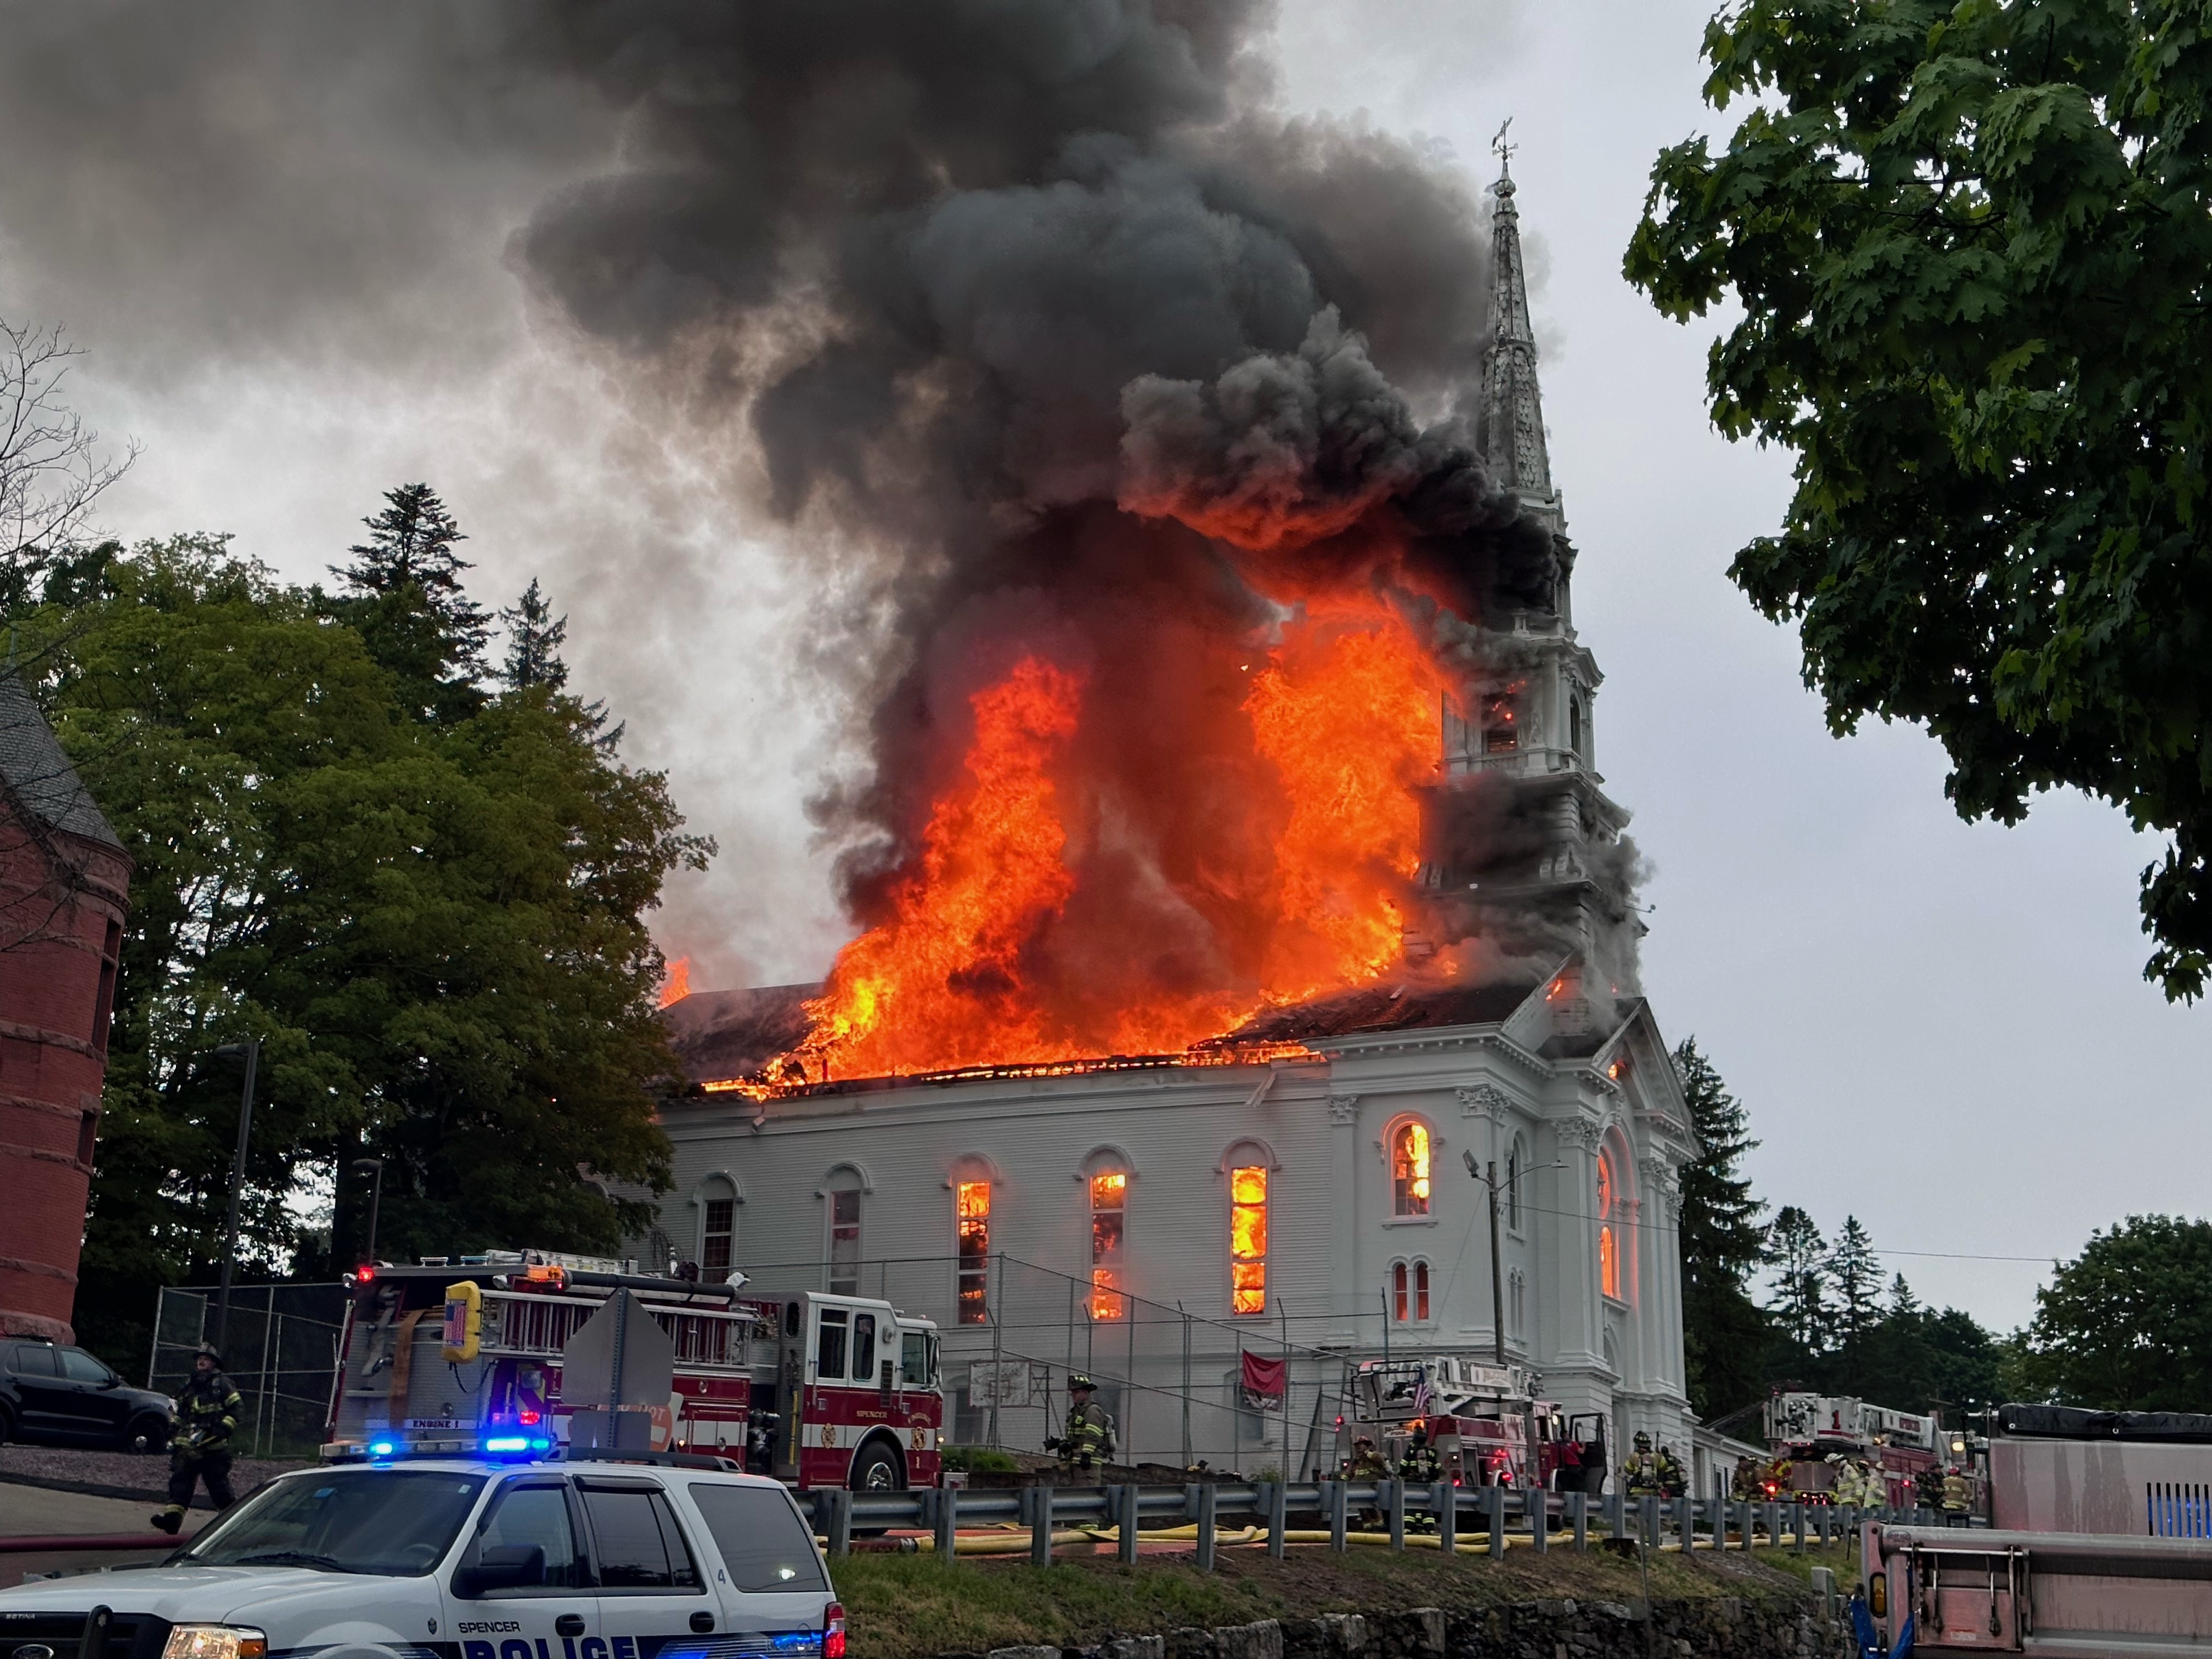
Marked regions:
[1411,1367,1433,1417]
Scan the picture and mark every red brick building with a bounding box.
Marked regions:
[0,667,129,1342]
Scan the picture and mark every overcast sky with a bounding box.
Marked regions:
[3,0,2198,1335]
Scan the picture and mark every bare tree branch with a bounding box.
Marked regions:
[0,317,137,565]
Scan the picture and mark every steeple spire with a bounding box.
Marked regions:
[1480,121,1559,522]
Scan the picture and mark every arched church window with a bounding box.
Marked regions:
[1483,690,1521,754]
[1391,1260,1431,1323]
[1597,1150,1622,1300]
[1230,1163,1268,1316]
[956,1178,991,1324]
[1392,1121,1432,1216]
[1089,1165,1127,1321]
[1508,1134,1527,1232]
[1569,697,1583,757]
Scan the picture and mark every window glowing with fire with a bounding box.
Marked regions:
[1090,1169,1126,1321]
[1392,1121,1431,1216]
[956,1180,990,1324]
[1231,1165,1268,1314]
[1597,1152,1621,1300]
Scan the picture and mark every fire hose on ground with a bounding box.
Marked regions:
[817,1523,1809,1556]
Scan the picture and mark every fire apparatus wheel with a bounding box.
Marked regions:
[850,1437,904,1492]
[122,1411,170,1454]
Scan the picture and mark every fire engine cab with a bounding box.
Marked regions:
[1341,1357,1607,1492]
[1761,1391,1942,1505]
[323,1250,943,1492]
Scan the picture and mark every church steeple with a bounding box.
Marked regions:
[1479,126,1561,529]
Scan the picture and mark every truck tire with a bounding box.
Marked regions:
[123,1412,171,1454]
[849,1439,904,1493]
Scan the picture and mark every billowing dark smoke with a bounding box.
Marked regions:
[0,0,1627,1025]
[497,3,1565,965]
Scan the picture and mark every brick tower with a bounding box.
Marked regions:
[0,666,129,1343]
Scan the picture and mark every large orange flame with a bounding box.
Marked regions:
[798,657,1085,1078]
[658,956,692,1008]
[1246,610,1443,1002]
[776,599,1448,1085]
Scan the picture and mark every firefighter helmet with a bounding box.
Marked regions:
[1411,1425,1430,1445]
[193,1344,225,1370]
[1633,1431,1651,1450]
[1068,1373,1096,1392]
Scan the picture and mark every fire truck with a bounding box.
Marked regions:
[1760,1391,1944,1505]
[1341,1356,1608,1492]
[321,1249,944,1491]
[1861,1404,2212,1654]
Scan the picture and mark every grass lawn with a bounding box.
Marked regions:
[830,1538,1844,1658]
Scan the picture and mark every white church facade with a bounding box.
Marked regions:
[641,160,1699,1475]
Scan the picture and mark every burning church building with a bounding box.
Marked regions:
[637,147,1697,1473]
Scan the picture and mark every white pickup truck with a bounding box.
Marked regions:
[0,1454,842,1659]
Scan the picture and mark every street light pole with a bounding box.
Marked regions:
[350,1157,385,1266]
[211,1038,259,1355]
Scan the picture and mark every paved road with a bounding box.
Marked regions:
[0,1486,209,1539]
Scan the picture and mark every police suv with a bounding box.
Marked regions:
[0,1450,843,1659]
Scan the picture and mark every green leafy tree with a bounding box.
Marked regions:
[2016,1215,2212,1409]
[11,528,709,1366]
[328,483,490,725]
[1627,0,2212,998]
[1767,1205,1832,1354]
[1672,1038,1773,1418]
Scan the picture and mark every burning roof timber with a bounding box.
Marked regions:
[662,954,1631,1100]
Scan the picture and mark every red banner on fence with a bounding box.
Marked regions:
[1240,1350,1286,1406]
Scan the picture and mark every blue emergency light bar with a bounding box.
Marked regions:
[329,1432,552,1464]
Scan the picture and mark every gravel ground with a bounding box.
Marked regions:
[0,1443,309,1503]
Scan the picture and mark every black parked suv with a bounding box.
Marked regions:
[0,1338,173,1452]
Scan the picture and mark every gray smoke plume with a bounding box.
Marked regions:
[0,0,1620,1013]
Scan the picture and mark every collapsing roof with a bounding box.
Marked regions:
[659,967,1634,1093]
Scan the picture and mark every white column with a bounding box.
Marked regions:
[1327,1094,1360,1343]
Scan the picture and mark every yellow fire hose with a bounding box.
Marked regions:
[821,1522,1805,1557]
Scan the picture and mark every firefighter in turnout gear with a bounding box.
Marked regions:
[1045,1374,1115,1475]
[1942,1466,1974,1525]
[1345,1435,1390,1479]
[1621,1431,1666,1498]
[153,1346,241,1533]
[1657,1443,1688,1498]
[1398,1424,1444,1532]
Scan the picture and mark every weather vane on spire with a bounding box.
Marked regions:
[1491,117,1517,178]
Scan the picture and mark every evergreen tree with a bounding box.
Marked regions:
[1672,1037,1771,1418]
[327,483,489,723]
[500,577,569,692]
[1887,1272,1921,1318]
[1767,1206,1831,1353]
[1830,1216,1882,1346]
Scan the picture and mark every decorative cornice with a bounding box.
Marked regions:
[1551,1118,1603,1153]
[1326,1094,1360,1126]
[1455,1083,1512,1124]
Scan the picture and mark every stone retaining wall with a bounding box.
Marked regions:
[970,1595,1850,1659]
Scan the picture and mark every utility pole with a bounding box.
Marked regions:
[1464,1151,1509,1367]
[211,1039,260,1355]
[350,1156,385,1266]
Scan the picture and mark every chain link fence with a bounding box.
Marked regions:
[149,1282,348,1458]
[732,1252,1359,1477]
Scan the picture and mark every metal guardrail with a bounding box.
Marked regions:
[790,1481,1928,1567]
